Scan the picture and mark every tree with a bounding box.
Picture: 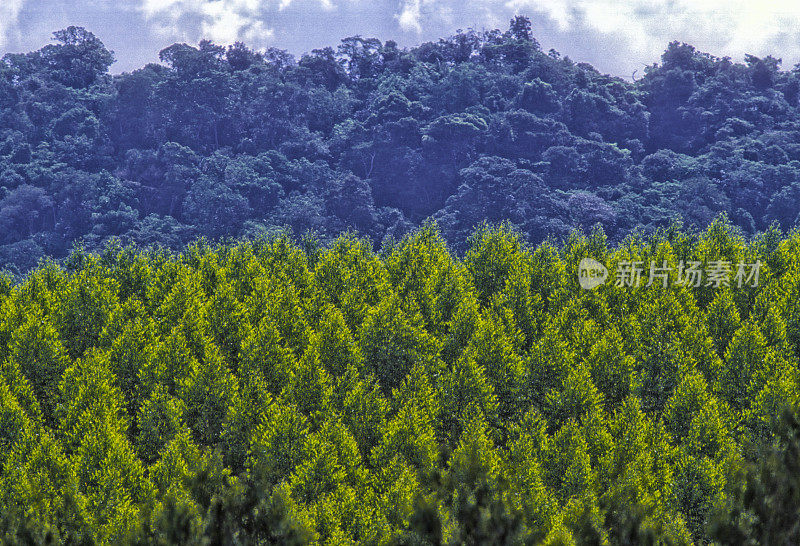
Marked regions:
[510,16,533,42]
[440,415,526,544]
[464,222,526,305]
[56,349,152,542]
[54,269,118,360]
[136,385,186,464]
[372,369,439,473]
[238,317,297,396]
[463,314,526,426]
[716,323,768,411]
[336,369,389,462]
[585,327,638,411]
[7,309,69,426]
[312,305,362,378]
[247,402,309,488]
[183,177,251,239]
[0,185,54,244]
[178,341,238,446]
[104,301,157,417]
[438,354,499,445]
[282,348,332,422]
[0,427,90,543]
[359,295,440,394]
[710,409,800,544]
[39,27,115,88]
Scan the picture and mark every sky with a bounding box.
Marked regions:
[3,1,800,78]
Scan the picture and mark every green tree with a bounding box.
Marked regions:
[716,322,769,411]
[178,340,238,446]
[360,295,440,394]
[709,409,800,545]
[247,401,309,487]
[7,309,69,426]
[136,385,186,463]
[54,270,118,360]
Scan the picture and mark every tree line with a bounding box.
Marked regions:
[2,19,800,273]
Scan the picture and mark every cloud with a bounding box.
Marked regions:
[388,0,800,74]
[141,0,505,45]
[397,0,505,34]
[397,0,452,33]
[506,0,800,65]
[397,0,424,32]
[0,0,26,49]
[140,0,280,44]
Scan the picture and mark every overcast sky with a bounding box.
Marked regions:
[3,1,800,78]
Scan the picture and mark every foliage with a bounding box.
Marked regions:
[4,19,800,272]
[0,220,797,543]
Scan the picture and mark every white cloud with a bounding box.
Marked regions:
[397,0,504,34]
[197,0,273,43]
[278,0,333,10]
[140,0,344,44]
[140,0,283,44]
[0,0,26,49]
[397,0,423,32]
[506,0,800,65]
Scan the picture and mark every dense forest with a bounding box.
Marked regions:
[2,19,800,274]
[6,15,800,545]
[2,220,800,543]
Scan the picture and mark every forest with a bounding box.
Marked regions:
[5,14,800,545]
[2,219,800,544]
[2,18,800,274]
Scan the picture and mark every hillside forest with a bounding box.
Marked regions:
[2,19,800,273]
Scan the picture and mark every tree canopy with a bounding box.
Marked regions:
[2,21,800,273]
[0,220,798,543]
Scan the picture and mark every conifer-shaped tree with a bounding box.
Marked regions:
[282,348,333,425]
[360,295,440,394]
[58,349,153,543]
[372,368,439,473]
[584,327,638,412]
[464,222,525,306]
[462,313,526,425]
[54,269,119,360]
[0,428,90,543]
[205,279,247,372]
[102,299,157,419]
[178,338,238,446]
[238,316,298,395]
[5,309,66,426]
[311,234,391,330]
[438,353,499,445]
[136,384,186,463]
[442,414,526,544]
[336,367,390,462]
[247,401,310,487]
[221,372,274,474]
[705,289,742,358]
[312,304,363,378]
[716,322,768,411]
[503,409,557,540]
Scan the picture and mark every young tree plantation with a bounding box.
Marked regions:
[1,220,800,543]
